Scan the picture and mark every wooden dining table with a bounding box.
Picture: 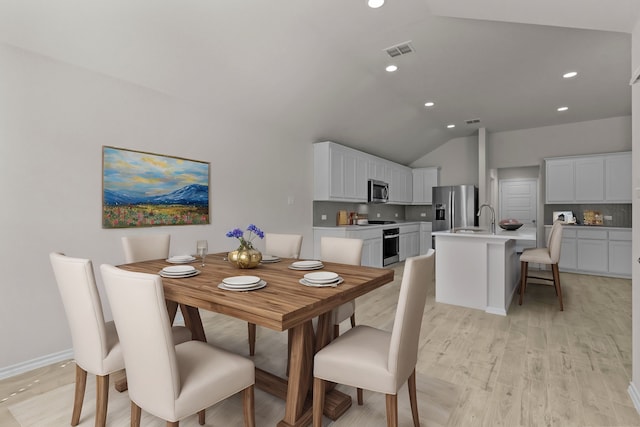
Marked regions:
[118,253,394,427]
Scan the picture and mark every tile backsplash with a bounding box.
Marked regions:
[313,201,432,226]
[544,204,631,227]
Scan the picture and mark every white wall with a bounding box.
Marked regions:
[629,15,640,414]
[412,116,631,175]
[0,44,315,372]
[410,135,479,185]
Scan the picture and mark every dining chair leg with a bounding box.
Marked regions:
[243,385,255,427]
[313,378,326,427]
[552,263,564,311]
[197,409,205,425]
[131,401,142,427]
[71,365,87,426]
[357,387,363,405]
[385,393,398,427]
[350,313,356,328]
[248,322,256,356]
[166,422,178,427]
[518,261,528,305]
[408,370,420,427]
[333,324,340,339]
[95,374,109,427]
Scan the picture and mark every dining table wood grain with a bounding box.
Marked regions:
[118,252,394,427]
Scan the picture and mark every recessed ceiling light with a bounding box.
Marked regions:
[557,106,569,112]
[447,124,455,129]
[385,65,398,72]
[424,101,435,107]
[368,0,384,8]
[563,71,578,79]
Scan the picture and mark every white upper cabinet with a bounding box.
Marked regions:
[412,167,439,204]
[546,159,574,203]
[574,157,604,202]
[605,153,632,202]
[314,142,367,202]
[545,152,631,204]
[387,164,413,204]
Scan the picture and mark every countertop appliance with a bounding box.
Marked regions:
[382,227,400,266]
[368,179,389,203]
[432,185,479,233]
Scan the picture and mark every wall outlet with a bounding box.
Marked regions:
[377,213,381,218]
[604,215,613,220]
[395,213,398,217]
[321,214,327,220]
[420,212,427,217]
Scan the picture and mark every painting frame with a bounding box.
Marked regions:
[102,146,210,228]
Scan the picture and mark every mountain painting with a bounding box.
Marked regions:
[102,146,210,228]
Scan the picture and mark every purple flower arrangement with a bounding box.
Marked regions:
[226,224,264,250]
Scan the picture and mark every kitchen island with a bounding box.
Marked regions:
[433,226,536,315]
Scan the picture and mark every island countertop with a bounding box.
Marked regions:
[432,226,536,242]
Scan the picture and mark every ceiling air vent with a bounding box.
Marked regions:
[384,41,415,58]
[465,118,481,125]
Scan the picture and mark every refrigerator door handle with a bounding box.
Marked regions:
[449,190,454,230]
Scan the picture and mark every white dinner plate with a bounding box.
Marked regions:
[218,280,267,291]
[222,275,261,286]
[166,255,196,264]
[304,271,339,283]
[299,277,343,287]
[288,264,324,271]
[260,254,281,263]
[291,260,323,268]
[162,265,196,274]
[159,270,200,279]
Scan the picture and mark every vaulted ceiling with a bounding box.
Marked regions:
[1,0,637,164]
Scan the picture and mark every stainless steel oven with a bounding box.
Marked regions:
[382,227,399,266]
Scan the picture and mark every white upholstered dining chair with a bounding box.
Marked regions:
[320,236,364,338]
[312,250,435,427]
[100,264,256,427]
[49,252,191,427]
[248,233,303,356]
[121,233,171,263]
[519,220,565,310]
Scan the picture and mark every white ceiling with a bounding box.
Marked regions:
[0,0,637,165]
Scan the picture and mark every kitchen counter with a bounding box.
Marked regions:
[433,226,536,316]
[313,220,430,230]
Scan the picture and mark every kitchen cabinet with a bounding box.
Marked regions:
[360,237,383,268]
[576,229,608,273]
[609,230,632,276]
[412,167,439,204]
[545,152,631,203]
[420,222,433,254]
[314,142,367,202]
[605,153,632,202]
[559,228,578,271]
[545,225,631,278]
[399,224,420,261]
[387,164,413,204]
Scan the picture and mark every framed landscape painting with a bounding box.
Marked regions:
[102,146,210,228]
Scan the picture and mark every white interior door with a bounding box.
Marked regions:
[499,178,537,225]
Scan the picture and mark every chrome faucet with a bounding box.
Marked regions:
[477,204,496,234]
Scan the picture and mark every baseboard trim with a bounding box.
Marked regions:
[628,382,640,415]
[0,348,73,380]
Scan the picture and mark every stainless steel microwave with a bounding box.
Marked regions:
[368,179,389,203]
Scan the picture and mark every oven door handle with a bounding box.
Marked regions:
[383,234,399,239]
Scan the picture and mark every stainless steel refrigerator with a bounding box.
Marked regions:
[432,185,479,232]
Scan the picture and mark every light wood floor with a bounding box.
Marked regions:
[1,263,639,426]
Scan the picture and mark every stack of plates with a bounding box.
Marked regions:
[166,255,196,264]
[218,275,267,291]
[159,265,200,278]
[289,260,324,271]
[299,271,343,287]
[260,254,281,264]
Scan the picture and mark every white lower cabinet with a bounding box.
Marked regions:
[361,237,383,268]
[420,222,433,255]
[609,230,632,276]
[546,226,630,278]
[576,232,608,273]
[399,224,420,261]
